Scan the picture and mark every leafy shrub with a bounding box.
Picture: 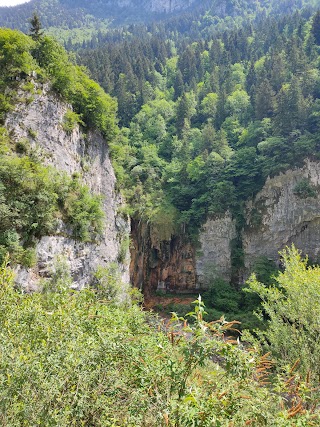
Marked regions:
[203,278,241,313]
[59,175,104,242]
[246,245,320,379]
[293,178,317,198]
[93,263,124,301]
[0,268,318,426]
[117,234,130,264]
[0,154,104,264]
[62,109,84,133]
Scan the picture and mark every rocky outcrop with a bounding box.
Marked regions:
[97,0,195,14]
[195,159,320,285]
[134,159,320,294]
[243,159,320,269]
[196,213,237,285]
[5,83,130,291]
[130,220,196,295]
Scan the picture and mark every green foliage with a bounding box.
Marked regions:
[246,245,320,379]
[42,255,73,293]
[252,256,279,286]
[58,175,104,242]
[0,270,318,426]
[62,109,84,133]
[35,35,118,140]
[0,28,37,82]
[93,263,125,302]
[75,7,320,250]
[0,29,118,141]
[29,13,43,42]
[0,153,104,264]
[293,178,317,199]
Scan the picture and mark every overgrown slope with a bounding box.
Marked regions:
[0,250,319,426]
[0,28,118,271]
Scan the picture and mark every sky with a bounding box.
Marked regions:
[0,0,31,6]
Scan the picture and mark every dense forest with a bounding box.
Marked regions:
[71,5,320,326]
[0,1,320,425]
[0,0,319,44]
[78,9,320,241]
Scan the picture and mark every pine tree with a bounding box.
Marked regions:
[311,10,320,45]
[254,79,276,120]
[29,13,43,41]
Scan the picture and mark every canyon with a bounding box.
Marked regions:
[5,86,320,294]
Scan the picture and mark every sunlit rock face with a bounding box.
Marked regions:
[5,83,130,291]
[243,159,320,270]
[196,213,237,286]
[103,0,195,13]
[196,160,320,285]
[131,159,320,294]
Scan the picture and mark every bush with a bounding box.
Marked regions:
[0,271,318,426]
[246,245,320,379]
[203,278,241,314]
[62,109,84,133]
[0,154,104,264]
[293,178,317,199]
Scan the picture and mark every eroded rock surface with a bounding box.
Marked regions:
[5,84,129,291]
[243,159,320,269]
[196,213,237,285]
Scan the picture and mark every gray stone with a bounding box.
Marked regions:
[243,159,320,270]
[195,160,320,284]
[196,212,237,284]
[5,84,130,291]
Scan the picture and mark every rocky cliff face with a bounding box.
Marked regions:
[130,220,196,296]
[133,159,320,294]
[243,159,320,269]
[196,159,320,285]
[105,0,194,13]
[196,213,237,286]
[5,83,130,291]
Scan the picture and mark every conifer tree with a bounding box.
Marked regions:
[29,13,43,41]
[311,10,320,45]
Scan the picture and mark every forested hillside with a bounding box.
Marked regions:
[79,9,320,239]
[1,2,320,425]
[0,0,319,44]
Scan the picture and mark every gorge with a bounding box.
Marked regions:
[5,86,320,296]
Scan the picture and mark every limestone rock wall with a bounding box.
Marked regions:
[195,160,320,286]
[243,160,320,269]
[109,0,195,13]
[196,213,237,285]
[130,220,196,296]
[131,159,320,294]
[5,84,130,291]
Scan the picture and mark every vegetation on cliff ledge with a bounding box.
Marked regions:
[0,28,115,265]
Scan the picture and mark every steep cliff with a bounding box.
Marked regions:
[92,0,195,13]
[243,159,320,269]
[132,160,320,294]
[5,83,130,290]
[130,220,196,296]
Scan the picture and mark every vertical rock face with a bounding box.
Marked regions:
[243,160,320,269]
[130,220,196,296]
[196,213,237,285]
[112,0,195,13]
[148,0,193,13]
[134,159,320,295]
[5,84,130,290]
